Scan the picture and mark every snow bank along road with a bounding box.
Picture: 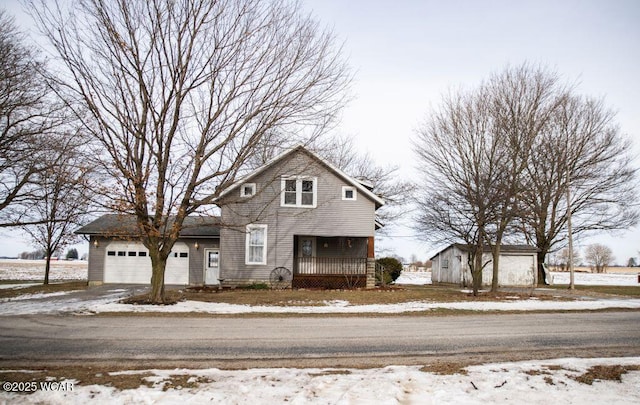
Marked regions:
[1,312,639,368]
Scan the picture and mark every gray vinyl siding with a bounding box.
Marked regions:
[87,236,107,284]
[219,150,377,283]
[187,238,220,285]
[88,235,219,285]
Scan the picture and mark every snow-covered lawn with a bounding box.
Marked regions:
[1,287,640,316]
[0,259,86,281]
[2,357,638,404]
[395,271,432,285]
[394,270,640,286]
[551,271,639,286]
[86,296,640,315]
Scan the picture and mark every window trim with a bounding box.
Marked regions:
[240,183,256,197]
[280,176,317,208]
[245,224,268,265]
[342,186,357,201]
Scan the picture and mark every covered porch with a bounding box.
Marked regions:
[292,235,375,289]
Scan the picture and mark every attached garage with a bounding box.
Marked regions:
[103,241,190,285]
[76,214,221,286]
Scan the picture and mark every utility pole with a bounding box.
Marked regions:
[566,169,575,290]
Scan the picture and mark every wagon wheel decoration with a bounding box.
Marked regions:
[270,267,292,289]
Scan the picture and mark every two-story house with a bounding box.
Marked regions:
[76,145,384,289]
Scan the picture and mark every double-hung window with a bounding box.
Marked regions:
[281,176,317,207]
[246,224,267,265]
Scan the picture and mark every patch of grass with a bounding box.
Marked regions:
[420,361,475,375]
[120,289,184,305]
[0,281,87,299]
[0,367,155,392]
[172,285,545,307]
[308,370,352,377]
[159,375,213,391]
[239,283,270,290]
[572,365,640,385]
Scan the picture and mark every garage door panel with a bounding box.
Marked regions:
[104,242,189,284]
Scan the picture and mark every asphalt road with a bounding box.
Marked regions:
[1,312,639,368]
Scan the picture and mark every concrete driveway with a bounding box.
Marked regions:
[0,283,172,315]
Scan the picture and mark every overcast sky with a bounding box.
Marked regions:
[301,0,640,263]
[1,0,639,264]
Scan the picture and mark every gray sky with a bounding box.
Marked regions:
[301,0,640,263]
[1,0,639,264]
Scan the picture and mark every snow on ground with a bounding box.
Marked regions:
[1,288,640,316]
[395,270,640,287]
[0,266,638,316]
[86,296,640,315]
[551,271,639,286]
[0,291,76,302]
[0,259,87,281]
[395,271,432,285]
[0,283,38,290]
[2,357,638,404]
[0,288,132,316]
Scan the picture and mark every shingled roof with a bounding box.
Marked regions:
[430,244,538,260]
[75,214,220,238]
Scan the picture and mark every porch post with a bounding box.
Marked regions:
[366,236,375,289]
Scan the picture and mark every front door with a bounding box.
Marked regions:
[204,249,220,285]
[298,236,316,274]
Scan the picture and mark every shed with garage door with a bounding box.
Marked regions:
[76,214,220,286]
[430,244,539,287]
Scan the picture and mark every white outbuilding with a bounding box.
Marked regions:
[430,244,539,287]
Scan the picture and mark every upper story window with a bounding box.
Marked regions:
[342,186,357,201]
[240,183,256,197]
[281,176,317,208]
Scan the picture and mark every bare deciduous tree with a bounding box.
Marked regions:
[584,243,613,273]
[0,9,67,226]
[19,137,93,284]
[414,83,499,295]
[414,65,558,294]
[557,247,581,271]
[415,63,638,293]
[518,94,638,283]
[30,0,351,303]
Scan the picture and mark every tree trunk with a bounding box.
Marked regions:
[471,245,484,296]
[149,249,168,304]
[536,249,549,286]
[44,251,51,285]
[536,235,549,285]
[490,244,501,293]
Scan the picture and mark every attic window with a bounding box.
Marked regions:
[240,183,256,197]
[342,186,357,201]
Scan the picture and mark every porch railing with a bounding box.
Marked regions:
[295,257,367,275]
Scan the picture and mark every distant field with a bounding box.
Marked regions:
[553,266,639,274]
[0,259,87,282]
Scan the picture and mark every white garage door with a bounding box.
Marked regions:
[104,241,189,284]
[498,254,535,286]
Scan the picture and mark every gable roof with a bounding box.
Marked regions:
[75,214,220,238]
[216,145,386,209]
[429,243,538,260]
